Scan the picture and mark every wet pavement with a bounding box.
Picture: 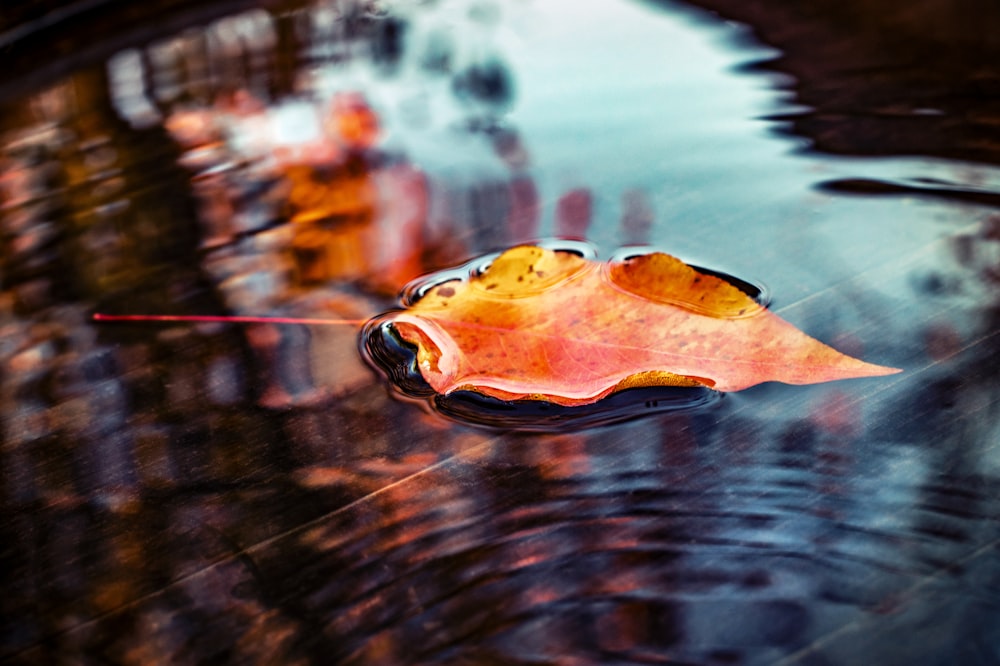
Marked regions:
[1,0,999,664]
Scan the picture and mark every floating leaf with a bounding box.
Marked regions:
[377,245,900,407]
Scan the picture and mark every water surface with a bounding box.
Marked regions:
[1,0,998,663]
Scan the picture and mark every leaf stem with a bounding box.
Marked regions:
[92,313,366,326]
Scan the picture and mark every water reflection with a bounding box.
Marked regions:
[1,0,999,663]
[9,398,992,664]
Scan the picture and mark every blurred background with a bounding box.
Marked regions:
[1,0,998,663]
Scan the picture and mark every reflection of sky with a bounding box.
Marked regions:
[503,0,795,242]
[103,0,998,347]
[490,0,998,324]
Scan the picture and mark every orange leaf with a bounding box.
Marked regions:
[385,245,901,406]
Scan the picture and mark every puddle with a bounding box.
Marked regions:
[1,0,999,663]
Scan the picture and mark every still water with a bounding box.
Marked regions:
[1,0,999,663]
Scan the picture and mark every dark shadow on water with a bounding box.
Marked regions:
[434,387,719,431]
[817,178,1000,209]
[649,0,1000,167]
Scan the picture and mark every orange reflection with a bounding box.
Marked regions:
[275,94,431,293]
[286,155,378,284]
[329,92,381,152]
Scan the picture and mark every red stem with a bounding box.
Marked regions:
[92,313,366,326]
